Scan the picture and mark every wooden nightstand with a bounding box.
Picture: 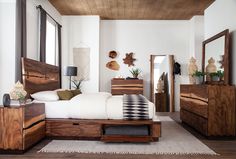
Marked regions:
[0,103,45,151]
[111,79,143,95]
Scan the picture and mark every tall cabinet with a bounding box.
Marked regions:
[180,84,235,136]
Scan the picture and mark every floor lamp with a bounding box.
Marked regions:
[64,66,77,89]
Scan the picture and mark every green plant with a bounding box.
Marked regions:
[192,70,204,77]
[72,79,83,90]
[210,70,224,78]
[129,68,141,78]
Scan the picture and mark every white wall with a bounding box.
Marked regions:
[100,20,192,110]
[26,0,61,60]
[0,0,16,102]
[62,16,100,92]
[204,0,236,84]
[189,16,204,68]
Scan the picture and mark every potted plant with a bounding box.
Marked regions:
[210,70,224,82]
[72,79,83,91]
[192,71,205,84]
[129,68,141,78]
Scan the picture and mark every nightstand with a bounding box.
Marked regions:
[111,79,143,95]
[0,103,45,151]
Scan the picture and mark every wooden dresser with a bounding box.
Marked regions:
[180,84,235,136]
[111,79,143,95]
[0,103,45,151]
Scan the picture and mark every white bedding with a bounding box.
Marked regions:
[35,92,155,119]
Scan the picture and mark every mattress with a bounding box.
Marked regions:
[34,93,155,119]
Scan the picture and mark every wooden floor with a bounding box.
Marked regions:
[1,112,236,159]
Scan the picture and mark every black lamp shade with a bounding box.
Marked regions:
[64,66,77,76]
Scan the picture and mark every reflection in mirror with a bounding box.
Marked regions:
[150,55,174,112]
[205,36,225,72]
[202,29,229,84]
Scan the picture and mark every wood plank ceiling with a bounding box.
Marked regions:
[49,0,214,20]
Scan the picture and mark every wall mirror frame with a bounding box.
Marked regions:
[202,29,230,84]
[150,55,175,112]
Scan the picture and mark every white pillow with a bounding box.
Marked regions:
[31,91,59,101]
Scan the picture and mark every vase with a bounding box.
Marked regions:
[195,76,203,84]
[211,76,220,82]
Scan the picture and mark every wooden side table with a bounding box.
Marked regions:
[0,103,45,151]
[155,93,167,112]
[111,79,143,95]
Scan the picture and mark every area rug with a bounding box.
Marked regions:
[39,116,217,155]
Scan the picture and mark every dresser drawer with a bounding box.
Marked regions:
[190,85,208,102]
[23,121,45,150]
[180,109,208,136]
[23,103,45,129]
[46,120,101,138]
[180,97,208,118]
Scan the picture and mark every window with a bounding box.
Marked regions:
[45,17,57,65]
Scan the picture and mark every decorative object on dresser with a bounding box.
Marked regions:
[202,29,229,84]
[129,68,141,79]
[192,70,205,84]
[9,81,27,104]
[2,94,11,107]
[180,84,235,136]
[123,52,136,67]
[111,79,143,95]
[64,66,77,89]
[0,103,45,152]
[188,57,198,84]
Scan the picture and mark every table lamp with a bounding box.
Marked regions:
[64,66,77,89]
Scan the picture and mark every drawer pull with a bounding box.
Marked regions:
[73,123,80,125]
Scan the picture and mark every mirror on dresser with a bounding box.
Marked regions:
[150,55,174,112]
[202,29,230,84]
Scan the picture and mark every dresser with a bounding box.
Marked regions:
[111,79,143,95]
[180,84,235,136]
[0,103,45,151]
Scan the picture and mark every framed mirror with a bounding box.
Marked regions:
[202,29,230,84]
[150,55,174,112]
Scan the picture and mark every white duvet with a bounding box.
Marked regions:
[36,92,155,119]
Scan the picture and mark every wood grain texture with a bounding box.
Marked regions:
[21,58,60,95]
[111,79,143,95]
[180,84,236,136]
[3,107,23,150]
[155,93,167,112]
[46,120,101,138]
[180,109,208,136]
[23,121,45,150]
[23,103,45,129]
[180,96,208,118]
[0,103,46,151]
[49,0,214,20]
[0,108,4,149]
[46,119,161,142]
[208,85,235,136]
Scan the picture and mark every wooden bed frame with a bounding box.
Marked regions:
[21,58,161,142]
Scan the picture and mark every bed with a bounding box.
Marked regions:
[22,58,161,142]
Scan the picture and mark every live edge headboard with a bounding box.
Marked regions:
[21,58,60,95]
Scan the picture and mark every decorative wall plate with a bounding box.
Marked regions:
[123,52,136,67]
[106,61,120,71]
[109,50,117,59]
